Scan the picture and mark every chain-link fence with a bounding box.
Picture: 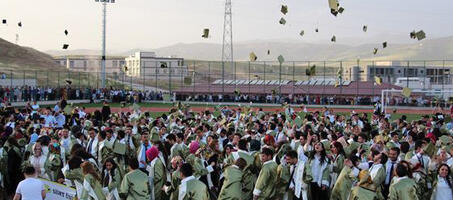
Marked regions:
[1,60,452,106]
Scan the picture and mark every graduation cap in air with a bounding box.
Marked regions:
[329,0,339,16]
[66,80,72,85]
[62,44,69,49]
[382,42,387,48]
[315,28,319,33]
[363,25,367,32]
[277,55,285,64]
[338,7,344,14]
[18,22,22,27]
[299,30,305,37]
[249,52,257,62]
[415,30,426,41]
[281,5,288,15]
[402,87,412,97]
[374,76,382,85]
[331,35,336,42]
[306,65,316,76]
[254,74,260,79]
[373,48,378,55]
[64,29,69,36]
[279,18,286,25]
[2,19,6,24]
[202,28,209,38]
[267,50,270,55]
[124,66,128,71]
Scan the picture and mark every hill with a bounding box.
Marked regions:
[46,36,453,61]
[0,38,63,70]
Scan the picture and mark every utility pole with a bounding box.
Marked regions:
[95,0,115,88]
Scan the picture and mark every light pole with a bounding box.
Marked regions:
[95,0,115,88]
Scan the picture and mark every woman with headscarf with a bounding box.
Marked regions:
[146,146,168,200]
[47,142,63,182]
[80,161,106,200]
[101,158,121,200]
[186,141,210,179]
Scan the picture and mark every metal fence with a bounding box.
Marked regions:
[1,60,453,105]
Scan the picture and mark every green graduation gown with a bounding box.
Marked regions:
[218,165,243,200]
[178,176,210,200]
[146,157,168,200]
[225,150,256,199]
[369,164,386,200]
[276,163,291,198]
[253,160,278,200]
[80,174,106,200]
[349,186,378,200]
[119,169,150,200]
[331,166,359,200]
[166,169,181,200]
[388,177,418,200]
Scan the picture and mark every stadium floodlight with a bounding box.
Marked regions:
[95,0,115,88]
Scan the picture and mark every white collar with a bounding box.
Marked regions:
[263,160,275,166]
[181,175,195,184]
[395,176,408,182]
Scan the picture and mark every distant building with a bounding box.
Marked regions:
[53,55,126,74]
[124,52,188,79]
[343,61,451,85]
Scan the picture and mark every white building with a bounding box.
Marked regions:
[125,52,188,79]
[53,56,126,73]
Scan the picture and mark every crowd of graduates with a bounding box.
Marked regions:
[1,99,453,200]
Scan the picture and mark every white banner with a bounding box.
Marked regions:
[39,178,77,200]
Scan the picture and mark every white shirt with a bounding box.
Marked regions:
[385,160,397,185]
[311,155,323,184]
[15,177,44,200]
[435,176,453,200]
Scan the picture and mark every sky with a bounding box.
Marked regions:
[0,0,452,53]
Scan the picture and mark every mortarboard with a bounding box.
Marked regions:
[363,25,367,32]
[306,65,316,76]
[277,55,285,64]
[202,28,209,38]
[331,35,336,42]
[338,7,344,14]
[279,17,286,25]
[382,42,387,48]
[329,0,339,16]
[374,76,382,85]
[64,29,68,36]
[62,44,69,49]
[249,52,257,62]
[267,50,270,55]
[315,28,319,33]
[281,5,288,15]
[2,19,6,24]
[373,48,378,55]
[18,22,22,27]
[402,87,412,98]
[299,30,305,37]
[415,30,426,41]
[66,79,72,85]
